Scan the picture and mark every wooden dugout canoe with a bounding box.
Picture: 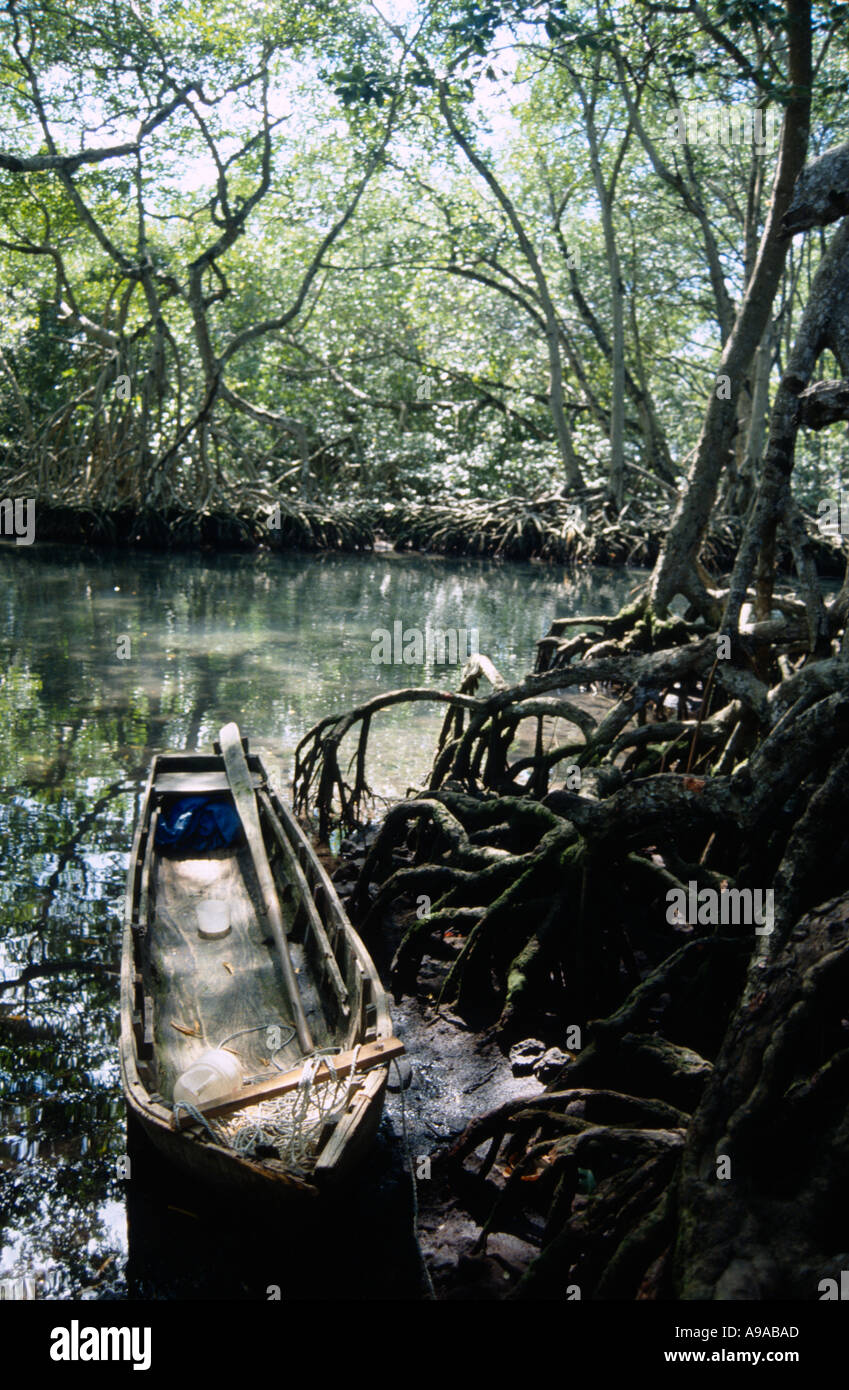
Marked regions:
[120,734,400,1198]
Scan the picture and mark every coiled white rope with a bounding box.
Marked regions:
[210,1041,364,1173]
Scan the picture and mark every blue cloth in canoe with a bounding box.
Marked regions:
[155,796,244,852]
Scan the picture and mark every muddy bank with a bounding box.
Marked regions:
[384,998,546,1299]
[328,840,555,1299]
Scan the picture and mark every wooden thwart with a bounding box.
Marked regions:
[154,771,261,794]
[172,1036,405,1129]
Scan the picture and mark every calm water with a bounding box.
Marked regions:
[0,543,638,1299]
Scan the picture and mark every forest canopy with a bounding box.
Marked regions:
[1,0,847,518]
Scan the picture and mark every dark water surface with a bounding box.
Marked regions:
[0,543,638,1299]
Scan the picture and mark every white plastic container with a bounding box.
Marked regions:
[197,899,230,940]
[173,1048,242,1107]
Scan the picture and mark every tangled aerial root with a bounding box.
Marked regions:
[27,494,377,552]
[295,585,849,1298]
[19,485,843,571]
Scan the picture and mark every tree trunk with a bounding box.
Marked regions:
[437,84,585,492]
[723,215,849,644]
[672,892,849,1299]
[649,0,813,616]
[582,76,628,510]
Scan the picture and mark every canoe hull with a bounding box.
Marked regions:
[120,744,395,1199]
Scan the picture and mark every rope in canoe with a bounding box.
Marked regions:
[216,1021,296,1081]
[216,1044,363,1174]
[171,1020,364,1175]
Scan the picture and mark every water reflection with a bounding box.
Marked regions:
[0,543,639,1297]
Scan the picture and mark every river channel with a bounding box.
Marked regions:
[0,543,638,1299]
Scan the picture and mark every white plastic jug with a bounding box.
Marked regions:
[173,1048,242,1108]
